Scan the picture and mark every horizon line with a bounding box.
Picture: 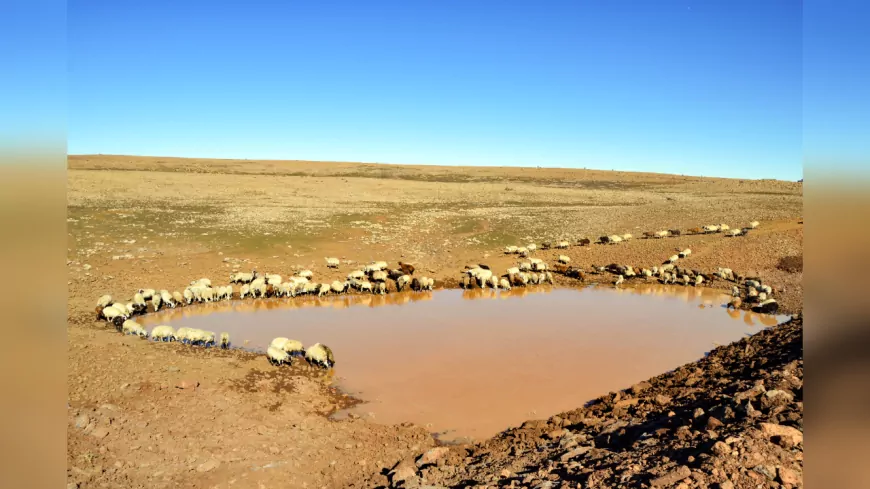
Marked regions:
[68,153,802,183]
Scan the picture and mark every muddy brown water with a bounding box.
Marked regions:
[141,285,788,442]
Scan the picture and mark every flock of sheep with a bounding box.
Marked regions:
[503,220,760,255]
[94,259,439,369]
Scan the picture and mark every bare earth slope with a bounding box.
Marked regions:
[67,155,802,488]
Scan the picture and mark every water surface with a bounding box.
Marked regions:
[143,285,787,441]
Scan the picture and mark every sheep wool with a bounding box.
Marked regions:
[305,343,335,369]
[172,291,184,305]
[499,278,511,290]
[558,255,570,264]
[267,346,290,366]
[97,295,113,308]
[325,257,340,268]
[150,325,176,342]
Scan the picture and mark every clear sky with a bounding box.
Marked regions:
[68,0,803,180]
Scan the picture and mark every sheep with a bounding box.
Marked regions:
[396,275,411,291]
[655,230,669,239]
[147,293,161,312]
[298,270,314,280]
[614,275,624,286]
[159,290,174,308]
[694,275,704,286]
[727,297,742,309]
[761,284,773,296]
[703,225,720,234]
[565,267,585,280]
[239,284,251,299]
[325,257,340,268]
[410,278,423,292]
[621,233,633,241]
[475,269,493,288]
[398,262,415,275]
[121,320,147,337]
[175,327,192,344]
[668,229,682,236]
[194,278,212,287]
[201,287,216,302]
[305,343,335,369]
[687,227,702,235]
[97,294,113,309]
[599,236,611,244]
[666,254,679,264]
[577,238,592,246]
[558,255,570,264]
[732,285,740,297]
[219,332,230,349]
[506,267,520,276]
[317,283,331,297]
[183,288,195,304]
[504,245,518,254]
[681,274,691,285]
[125,303,136,318]
[517,246,529,257]
[542,271,554,284]
[541,241,552,250]
[643,232,656,239]
[460,276,472,289]
[201,331,217,347]
[532,261,548,272]
[330,280,347,294]
[678,249,691,259]
[719,224,730,232]
[725,229,742,237]
[527,243,537,254]
[266,274,283,286]
[499,278,511,290]
[139,288,156,300]
[171,290,184,305]
[359,281,373,293]
[131,293,147,313]
[267,346,290,366]
[222,285,234,300]
[150,325,176,342]
[303,283,319,295]
[272,338,305,356]
[555,241,570,249]
[552,263,569,274]
[641,268,653,278]
[749,221,760,229]
[251,281,268,298]
[528,272,540,285]
[376,282,387,295]
[752,299,778,314]
[519,262,532,272]
[371,270,388,282]
[230,270,257,284]
[347,270,365,281]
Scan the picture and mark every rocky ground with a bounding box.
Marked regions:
[66,155,803,488]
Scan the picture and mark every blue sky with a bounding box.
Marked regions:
[67,0,804,179]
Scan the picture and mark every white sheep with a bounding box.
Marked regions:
[305,343,335,369]
[703,225,720,234]
[608,235,624,244]
[527,243,537,253]
[347,270,365,281]
[182,288,194,304]
[719,224,730,232]
[97,294,113,309]
[518,262,532,272]
[359,281,373,293]
[121,320,147,337]
[376,282,387,295]
[476,269,493,288]
[666,254,679,264]
[325,257,340,268]
[517,246,529,257]
[487,275,499,289]
[171,291,184,305]
[125,303,136,317]
[504,245,518,254]
[622,233,633,241]
[641,268,653,277]
[230,271,257,284]
[201,287,216,302]
[318,283,331,297]
[614,275,624,286]
[159,290,174,308]
[251,282,267,298]
[558,255,570,264]
[694,275,704,286]
[138,288,156,300]
[499,278,511,290]
[239,284,251,299]
[555,241,570,249]
[150,325,176,342]
[506,267,520,276]
[331,280,347,294]
[266,274,282,286]
[678,249,691,259]
[371,270,388,282]
[655,230,669,239]
[267,346,290,366]
[749,221,760,229]
[219,332,230,349]
[278,338,305,356]
[298,270,314,280]
[725,228,742,237]
[396,275,411,291]
[424,277,435,290]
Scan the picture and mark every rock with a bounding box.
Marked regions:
[389,460,419,483]
[67,483,79,489]
[416,447,449,467]
[778,467,801,485]
[650,465,691,487]
[560,446,592,462]
[711,441,730,456]
[175,380,199,390]
[693,408,705,418]
[630,381,652,394]
[715,482,734,489]
[744,401,761,418]
[90,427,109,439]
[735,384,766,401]
[654,394,672,406]
[545,429,566,440]
[196,459,220,472]
[753,465,776,481]
[760,422,803,445]
[74,414,90,429]
[166,366,180,373]
[706,417,724,430]
[500,469,512,477]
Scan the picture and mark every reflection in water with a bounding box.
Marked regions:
[142,285,788,442]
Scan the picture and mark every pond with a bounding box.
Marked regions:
[141,284,788,442]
